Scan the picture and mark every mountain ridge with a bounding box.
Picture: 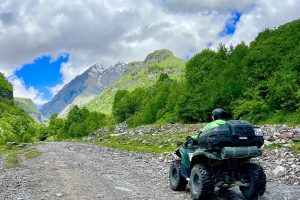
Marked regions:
[85,49,185,115]
[40,62,126,118]
[40,49,183,118]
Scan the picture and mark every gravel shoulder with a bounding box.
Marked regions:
[0,142,299,200]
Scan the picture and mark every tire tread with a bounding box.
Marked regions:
[190,164,215,200]
[240,163,266,199]
[169,160,187,191]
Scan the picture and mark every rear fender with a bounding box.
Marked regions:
[176,147,194,178]
[177,147,191,167]
[190,155,209,168]
[177,148,222,165]
[190,149,222,168]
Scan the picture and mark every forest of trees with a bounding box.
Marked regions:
[112,19,300,127]
[0,73,39,144]
[39,106,109,140]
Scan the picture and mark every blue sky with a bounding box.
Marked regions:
[15,55,69,100]
[219,11,242,37]
[185,11,242,60]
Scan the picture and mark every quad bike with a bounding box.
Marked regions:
[169,120,266,200]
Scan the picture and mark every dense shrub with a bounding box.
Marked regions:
[0,97,38,144]
[44,106,109,140]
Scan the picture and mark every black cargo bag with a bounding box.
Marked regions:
[198,120,264,149]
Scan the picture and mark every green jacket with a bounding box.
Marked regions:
[191,119,226,142]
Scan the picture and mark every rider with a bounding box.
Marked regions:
[189,108,228,143]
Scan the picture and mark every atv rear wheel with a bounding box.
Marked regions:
[169,160,187,191]
[190,164,214,200]
[239,163,266,199]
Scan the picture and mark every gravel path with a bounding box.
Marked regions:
[0,142,299,200]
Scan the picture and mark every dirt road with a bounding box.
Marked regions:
[0,142,299,199]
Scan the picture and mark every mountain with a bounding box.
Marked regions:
[14,97,47,123]
[40,62,126,118]
[85,49,186,115]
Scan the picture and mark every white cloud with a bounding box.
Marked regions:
[154,0,253,13]
[8,76,47,105]
[0,0,228,81]
[213,0,300,47]
[0,0,299,103]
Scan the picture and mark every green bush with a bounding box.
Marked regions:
[0,97,38,144]
[44,106,109,140]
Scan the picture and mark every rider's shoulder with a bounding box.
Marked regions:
[214,119,226,125]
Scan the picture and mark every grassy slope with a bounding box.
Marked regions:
[0,145,41,168]
[96,132,190,153]
[85,55,186,115]
[93,123,200,153]
[14,97,40,114]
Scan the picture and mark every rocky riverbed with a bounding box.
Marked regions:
[1,142,300,200]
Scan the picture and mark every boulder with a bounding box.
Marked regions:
[292,134,300,142]
[263,140,273,146]
[272,166,286,177]
[279,131,293,140]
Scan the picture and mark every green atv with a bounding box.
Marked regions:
[169,120,266,200]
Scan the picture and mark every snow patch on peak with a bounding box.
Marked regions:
[88,64,107,75]
[88,62,126,77]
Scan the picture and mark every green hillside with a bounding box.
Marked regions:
[85,49,186,115]
[14,97,48,124]
[0,74,39,144]
[14,98,40,114]
[111,19,300,127]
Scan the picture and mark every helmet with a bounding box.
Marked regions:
[212,108,226,120]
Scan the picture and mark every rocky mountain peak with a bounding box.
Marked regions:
[40,61,127,118]
[88,64,106,75]
[87,62,126,77]
[144,49,174,65]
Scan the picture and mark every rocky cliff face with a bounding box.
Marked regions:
[0,89,13,100]
[40,62,126,118]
